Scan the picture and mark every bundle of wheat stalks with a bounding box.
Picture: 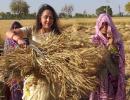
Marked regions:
[31,32,107,99]
[0,48,33,78]
[0,32,107,99]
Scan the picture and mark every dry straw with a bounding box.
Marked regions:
[0,32,107,99]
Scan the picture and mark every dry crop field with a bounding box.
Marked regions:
[0,17,130,99]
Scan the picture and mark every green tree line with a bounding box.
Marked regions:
[0,0,130,19]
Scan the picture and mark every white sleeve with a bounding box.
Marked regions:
[20,26,32,35]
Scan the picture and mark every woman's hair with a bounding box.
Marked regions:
[35,4,61,34]
[10,21,23,30]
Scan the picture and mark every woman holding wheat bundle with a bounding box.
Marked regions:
[6,4,61,100]
[4,21,24,100]
[5,4,118,100]
[4,21,23,54]
[89,13,125,100]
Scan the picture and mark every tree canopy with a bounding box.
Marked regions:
[10,0,29,15]
[125,2,130,14]
[61,4,74,17]
[96,6,113,16]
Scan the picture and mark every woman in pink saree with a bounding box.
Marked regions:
[89,13,125,100]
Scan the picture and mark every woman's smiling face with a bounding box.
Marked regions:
[40,9,54,30]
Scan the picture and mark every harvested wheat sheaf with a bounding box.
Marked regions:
[0,32,107,99]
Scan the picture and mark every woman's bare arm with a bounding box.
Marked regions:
[6,29,26,46]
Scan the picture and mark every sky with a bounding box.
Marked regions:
[0,0,130,15]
